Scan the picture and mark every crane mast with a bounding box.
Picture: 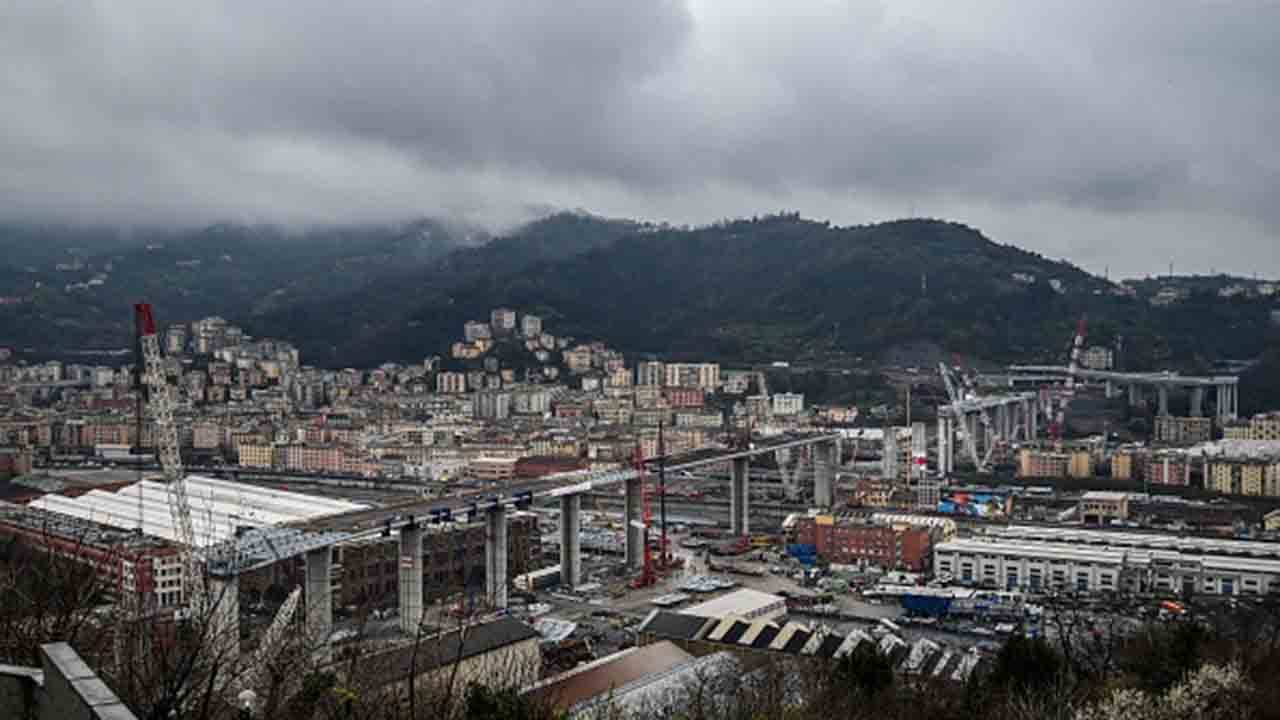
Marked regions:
[134,303,206,614]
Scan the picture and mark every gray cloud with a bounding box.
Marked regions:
[1,0,1277,277]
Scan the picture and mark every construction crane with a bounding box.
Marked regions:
[630,444,655,589]
[134,303,207,615]
[1048,317,1088,445]
[938,362,996,472]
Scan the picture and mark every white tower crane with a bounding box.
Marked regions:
[135,303,207,614]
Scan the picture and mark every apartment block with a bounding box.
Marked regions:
[463,321,492,342]
[238,443,277,469]
[635,361,665,387]
[664,363,720,391]
[1154,416,1212,445]
[771,393,805,416]
[436,371,467,394]
[490,308,517,334]
[520,314,542,338]
[1018,449,1069,478]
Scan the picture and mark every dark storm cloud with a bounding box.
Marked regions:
[1,0,1277,275]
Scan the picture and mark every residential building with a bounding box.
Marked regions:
[1229,412,1280,441]
[1067,450,1095,479]
[1018,449,1069,478]
[520,314,542,338]
[563,346,593,374]
[635,361,665,387]
[1079,346,1114,370]
[474,391,512,421]
[1110,446,1147,481]
[606,367,632,389]
[662,387,703,408]
[664,363,719,391]
[470,456,517,482]
[771,393,805,416]
[238,443,276,469]
[463,321,491,342]
[1148,449,1193,486]
[436,371,466,394]
[1197,440,1280,497]
[1154,416,1212,445]
[490,308,517,334]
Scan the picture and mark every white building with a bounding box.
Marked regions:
[436,371,467,394]
[521,314,542,338]
[1079,346,1114,371]
[934,536,1280,596]
[463,321,492,342]
[490,308,517,334]
[771,393,805,416]
[474,391,512,421]
[636,361,665,387]
[664,363,719,391]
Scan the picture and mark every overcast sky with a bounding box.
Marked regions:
[3,1,1277,278]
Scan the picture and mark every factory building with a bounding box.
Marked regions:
[934,538,1280,596]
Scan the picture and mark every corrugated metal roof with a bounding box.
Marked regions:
[28,474,366,548]
[525,641,693,713]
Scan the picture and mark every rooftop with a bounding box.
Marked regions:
[681,588,785,619]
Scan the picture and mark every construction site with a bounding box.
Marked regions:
[0,305,1273,719]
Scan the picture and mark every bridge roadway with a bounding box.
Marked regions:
[296,430,841,539]
[285,430,840,634]
[1003,365,1240,420]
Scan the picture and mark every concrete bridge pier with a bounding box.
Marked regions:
[559,494,581,590]
[813,440,835,508]
[731,457,749,536]
[306,547,333,655]
[1157,386,1170,416]
[624,475,643,570]
[937,416,954,475]
[398,524,423,635]
[1191,387,1204,417]
[1128,384,1141,408]
[207,576,240,664]
[485,507,508,610]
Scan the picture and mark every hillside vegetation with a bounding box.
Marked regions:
[2,213,1276,375]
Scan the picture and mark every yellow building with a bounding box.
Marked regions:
[1079,491,1129,524]
[1206,460,1280,497]
[1110,448,1149,481]
[1154,416,1213,445]
[1018,449,1069,478]
[1068,450,1095,479]
[237,443,276,469]
[1246,413,1280,441]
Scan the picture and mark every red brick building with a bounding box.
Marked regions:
[662,387,705,409]
[792,516,932,572]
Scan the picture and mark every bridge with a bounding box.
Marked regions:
[1000,366,1240,420]
[293,430,842,634]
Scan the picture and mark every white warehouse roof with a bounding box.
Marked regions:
[681,588,785,620]
[27,475,367,548]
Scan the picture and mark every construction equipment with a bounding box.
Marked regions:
[939,362,997,473]
[1048,317,1088,445]
[135,303,207,614]
[630,444,656,589]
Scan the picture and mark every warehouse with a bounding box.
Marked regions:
[25,474,366,546]
[934,537,1280,596]
[681,588,787,622]
[985,525,1280,561]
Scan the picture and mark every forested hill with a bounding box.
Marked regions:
[2,213,1275,381]
[251,214,1277,372]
